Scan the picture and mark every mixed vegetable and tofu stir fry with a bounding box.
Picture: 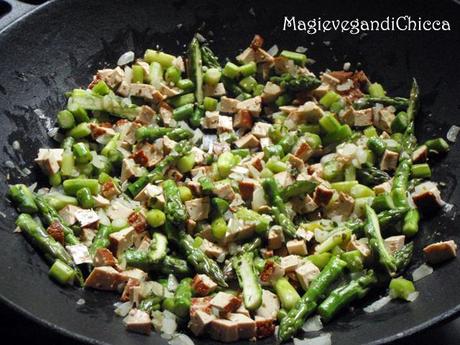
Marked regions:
[8,34,457,343]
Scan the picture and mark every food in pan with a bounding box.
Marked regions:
[8,34,456,343]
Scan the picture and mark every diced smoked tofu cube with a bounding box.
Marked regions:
[84,266,128,291]
[123,309,151,335]
[235,304,250,317]
[227,313,256,339]
[93,248,117,267]
[256,290,280,319]
[384,235,405,255]
[376,108,395,133]
[203,111,220,129]
[213,182,236,201]
[353,108,373,127]
[218,115,234,132]
[380,150,399,171]
[313,185,334,206]
[121,278,140,302]
[267,226,285,250]
[93,194,110,208]
[339,107,354,125]
[200,239,226,259]
[293,140,313,161]
[209,319,239,343]
[346,235,371,258]
[35,148,64,175]
[159,82,181,97]
[259,137,273,149]
[58,205,83,226]
[204,83,226,97]
[254,316,276,339]
[134,183,163,204]
[287,239,308,256]
[260,261,285,284]
[326,192,355,220]
[109,226,135,258]
[66,244,92,265]
[239,179,256,200]
[135,105,156,125]
[159,102,173,126]
[121,158,139,182]
[185,197,210,221]
[220,96,240,114]
[261,82,282,103]
[236,96,262,116]
[122,268,148,282]
[285,101,324,128]
[189,310,216,336]
[295,261,320,290]
[97,67,124,88]
[192,274,218,297]
[251,122,272,138]
[411,182,444,212]
[101,180,121,199]
[280,255,301,272]
[321,72,341,85]
[423,240,457,265]
[412,145,428,163]
[312,83,332,99]
[286,153,305,170]
[236,47,256,64]
[210,292,242,314]
[128,212,147,233]
[190,296,213,316]
[274,171,294,188]
[74,209,99,229]
[106,200,134,220]
[233,109,253,129]
[373,181,392,195]
[234,133,260,149]
[129,83,156,99]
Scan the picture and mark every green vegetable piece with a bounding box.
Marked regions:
[233,252,263,310]
[320,92,341,109]
[275,277,301,311]
[146,209,166,228]
[49,259,76,285]
[389,277,415,301]
[368,83,386,97]
[280,50,307,65]
[57,110,75,129]
[8,184,38,213]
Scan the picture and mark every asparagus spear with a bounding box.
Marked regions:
[173,277,193,317]
[8,184,38,213]
[163,180,187,225]
[89,224,118,256]
[281,180,317,201]
[356,165,391,187]
[353,96,409,110]
[124,232,168,268]
[135,127,193,142]
[262,178,297,239]
[274,277,301,311]
[364,205,397,274]
[233,252,263,311]
[67,89,140,120]
[344,207,408,235]
[278,256,347,341]
[139,295,163,313]
[34,194,80,245]
[270,73,321,93]
[187,37,203,105]
[201,45,221,69]
[318,270,378,322]
[16,214,83,285]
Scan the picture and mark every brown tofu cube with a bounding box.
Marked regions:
[233,109,253,129]
[234,133,260,149]
[280,255,301,272]
[412,145,428,163]
[353,108,373,127]
[423,240,457,265]
[346,235,371,258]
[293,141,313,161]
[239,179,256,200]
[93,248,118,267]
[255,316,276,339]
[267,226,285,250]
[185,197,210,221]
[190,296,213,316]
[109,226,135,258]
[121,278,140,302]
[123,309,151,335]
[313,185,334,206]
[192,274,218,297]
[227,313,256,339]
[380,150,399,171]
[210,292,242,314]
[286,239,308,256]
[209,319,239,343]
[295,261,320,290]
[84,266,128,291]
[128,212,147,233]
[101,180,121,199]
[189,310,216,336]
[220,96,240,114]
[256,290,280,319]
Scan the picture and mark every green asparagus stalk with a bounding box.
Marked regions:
[16,214,83,285]
[187,37,204,105]
[270,73,321,93]
[356,165,390,187]
[163,180,187,225]
[353,96,409,110]
[318,270,377,322]
[135,127,193,142]
[124,232,168,268]
[394,242,414,272]
[363,205,396,274]
[278,256,347,341]
[173,278,193,317]
[8,184,38,213]
[67,89,140,120]
[281,180,317,201]
[233,252,263,310]
[262,178,297,238]
[89,224,118,256]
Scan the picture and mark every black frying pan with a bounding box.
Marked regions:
[1,0,460,344]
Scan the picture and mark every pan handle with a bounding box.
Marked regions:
[0,0,47,32]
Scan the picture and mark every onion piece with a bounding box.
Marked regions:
[363,295,391,313]
[117,51,135,66]
[114,301,133,317]
[302,315,323,332]
[161,317,177,336]
[294,333,331,345]
[412,264,433,281]
[446,125,460,142]
[267,44,279,56]
[407,291,420,302]
[167,274,179,292]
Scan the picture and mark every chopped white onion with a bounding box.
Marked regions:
[117,51,135,66]
[447,125,460,142]
[412,264,433,281]
[161,317,178,335]
[192,128,204,144]
[169,334,195,345]
[267,44,279,56]
[114,301,133,317]
[167,274,179,292]
[363,295,391,313]
[336,79,354,92]
[216,252,226,263]
[12,140,20,150]
[295,46,308,53]
[302,315,323,332]
[343,62,351,71]
[76,298,86,305]
[407,291,420,302]
[294,333,331,345]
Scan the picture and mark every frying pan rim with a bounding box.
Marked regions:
[0,0,459,344]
